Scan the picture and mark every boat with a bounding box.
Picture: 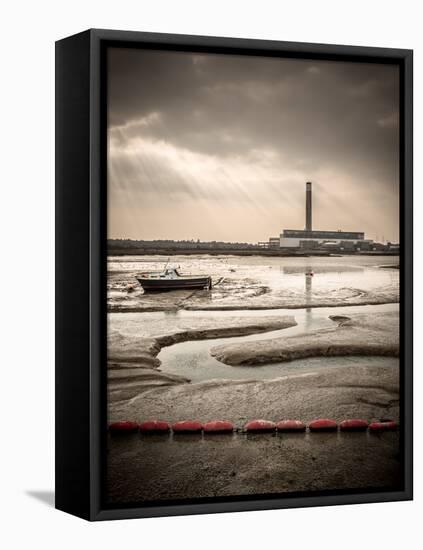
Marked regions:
[137,267,212,292]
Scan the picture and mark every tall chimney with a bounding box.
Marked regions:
[306,181,312,231]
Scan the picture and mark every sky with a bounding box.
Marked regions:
[107,47,400,243]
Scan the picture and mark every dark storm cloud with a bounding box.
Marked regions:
[107,48,399,242]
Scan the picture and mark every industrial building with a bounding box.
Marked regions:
[276,182,373,250]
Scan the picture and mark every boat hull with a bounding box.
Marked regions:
[137,276,212,292]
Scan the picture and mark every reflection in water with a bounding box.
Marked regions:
[282,265,364,275]
[305,268,313,321]
[108,255,399,312]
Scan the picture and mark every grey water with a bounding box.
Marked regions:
[108,254,399,311]
[108,255,399,382]
[158,303,399,382]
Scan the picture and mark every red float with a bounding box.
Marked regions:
[276,420,306,432]
[244,419,276,432]
[368,421,397,432]
[108,421,139,433]
[339,419,369,431]
[138,420,170,434]
[203,420,234,433]
[308,418,338,431]
[172,420,203,433]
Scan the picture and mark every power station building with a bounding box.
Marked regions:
[278,182,372,250]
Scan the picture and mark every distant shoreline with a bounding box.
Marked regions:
[108,247,399,258]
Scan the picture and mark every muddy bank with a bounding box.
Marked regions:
[108,430,400,504]
[107,307,400,504]
[108,362,400,504]
[154,316,297,347]
[211,311,399,366]
[108,315,296,402]
[110,363,399,425]
[108,288,398,313]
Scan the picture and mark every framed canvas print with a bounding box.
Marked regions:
[55,29,413,521]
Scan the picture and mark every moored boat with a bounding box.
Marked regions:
[137,267,212,292]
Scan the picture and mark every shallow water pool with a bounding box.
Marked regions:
[157,303,399,382]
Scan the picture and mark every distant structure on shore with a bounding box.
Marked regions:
[109,181,399,255]
[267,182,381,252]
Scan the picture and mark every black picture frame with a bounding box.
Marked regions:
[55,28,413,521]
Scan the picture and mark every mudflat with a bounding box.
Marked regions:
[106,256,401,505]
[108,430,400,504]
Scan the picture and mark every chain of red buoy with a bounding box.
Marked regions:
[108,418,398,434]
